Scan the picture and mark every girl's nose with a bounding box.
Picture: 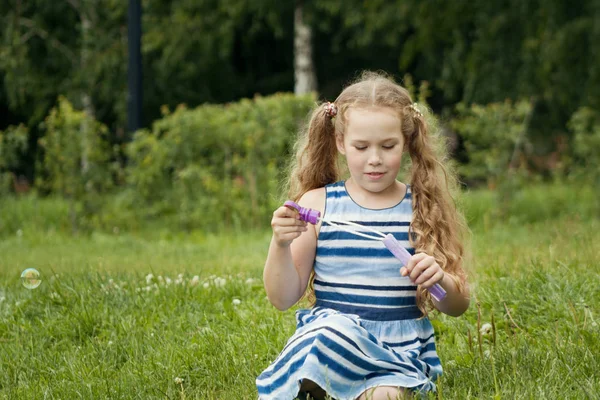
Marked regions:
[368,150,382,165]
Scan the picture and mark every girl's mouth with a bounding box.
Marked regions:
[366,172,385,180]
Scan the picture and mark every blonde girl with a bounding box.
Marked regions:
[257,71,470,400]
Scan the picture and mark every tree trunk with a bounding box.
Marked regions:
[80,12,94,175]
[294,0,317,95]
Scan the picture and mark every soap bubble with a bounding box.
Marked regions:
[21,268,41,289]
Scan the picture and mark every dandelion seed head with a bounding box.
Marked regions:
[214,277,226,287]
[479,323,493,335]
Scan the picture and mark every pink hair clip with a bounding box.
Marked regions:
[409,103,423,118]
[324,102,338,118]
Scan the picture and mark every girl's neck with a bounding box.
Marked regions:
[344,178,406,210]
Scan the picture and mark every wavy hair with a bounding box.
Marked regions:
[286,71,469,314]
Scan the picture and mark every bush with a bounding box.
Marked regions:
[0,124,28,196]
[568,106,600,183]
[452,99,533,187]
[125,93,315,231]
[37,97,117,231]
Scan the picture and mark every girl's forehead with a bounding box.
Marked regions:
[346,107,400,123]
[344,107,402,137]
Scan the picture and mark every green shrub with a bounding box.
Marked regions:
[568,106,600,183]
[0,124,28,195]
[125,93,315,231]
[37,97,117,231]
[453,99,533,187]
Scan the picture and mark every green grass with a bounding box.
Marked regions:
[0,184,599,399]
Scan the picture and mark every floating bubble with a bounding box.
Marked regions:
[21,268,41,289]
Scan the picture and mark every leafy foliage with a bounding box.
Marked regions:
[37,97,116,230]
[568,107,600,183]
[452,100,533,187]
[125,92,315,231]
[0,124,28,195]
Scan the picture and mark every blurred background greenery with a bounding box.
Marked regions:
[1,0,599,235]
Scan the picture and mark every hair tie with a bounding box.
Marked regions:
[409,103,423,118]
[324,102,338,118]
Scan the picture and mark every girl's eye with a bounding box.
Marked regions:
[355,146,367,151]
[383,145,395,149]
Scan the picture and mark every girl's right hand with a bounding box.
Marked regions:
[271,206,308,247]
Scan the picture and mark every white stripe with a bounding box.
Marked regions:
[314,284,416,298]
[314,298,414,310]
[316,255,407,265]
[314,273,413,286]
[420,350,437,359]
[317,239,412,248]
[322,212,412,223]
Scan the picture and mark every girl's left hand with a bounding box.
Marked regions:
[400,253,445,289]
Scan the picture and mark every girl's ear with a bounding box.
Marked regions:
[336,134,346,155]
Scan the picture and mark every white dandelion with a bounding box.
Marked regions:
[479,323,493,335]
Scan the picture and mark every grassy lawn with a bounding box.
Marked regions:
[0,185,599,399]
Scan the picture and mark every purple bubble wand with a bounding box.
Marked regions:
[284,200,447,302]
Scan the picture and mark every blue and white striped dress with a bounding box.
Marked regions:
[257,181,442,399]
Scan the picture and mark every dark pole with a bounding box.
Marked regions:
[127,0,142,134]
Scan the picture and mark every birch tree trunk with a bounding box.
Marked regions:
[294,0,317,95]
[80,11,94,175]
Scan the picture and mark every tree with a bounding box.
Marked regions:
[294,0,317,95]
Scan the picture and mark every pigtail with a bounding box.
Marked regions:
[287,103,340,201]
[405,112,468,314]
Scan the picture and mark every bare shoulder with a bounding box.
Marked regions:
[297,187,326,213]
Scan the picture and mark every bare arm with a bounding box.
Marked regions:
[431,273,470,316]
[263,189,324,311]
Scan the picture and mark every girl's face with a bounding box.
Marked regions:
[336,107,405,197]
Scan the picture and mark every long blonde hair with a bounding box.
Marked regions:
[287,71,468,314]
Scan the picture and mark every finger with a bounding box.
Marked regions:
[406,252,427,272]
[273,225,308,237]
[274,206,299,219]
[272,215,308,228]
[421,271,445,289]
[275,218,307,227]
[414,266,438,285]
[410,257,434,282]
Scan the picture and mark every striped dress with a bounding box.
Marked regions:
[256,181,442,399]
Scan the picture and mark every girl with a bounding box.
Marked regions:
[256,71,470,400]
